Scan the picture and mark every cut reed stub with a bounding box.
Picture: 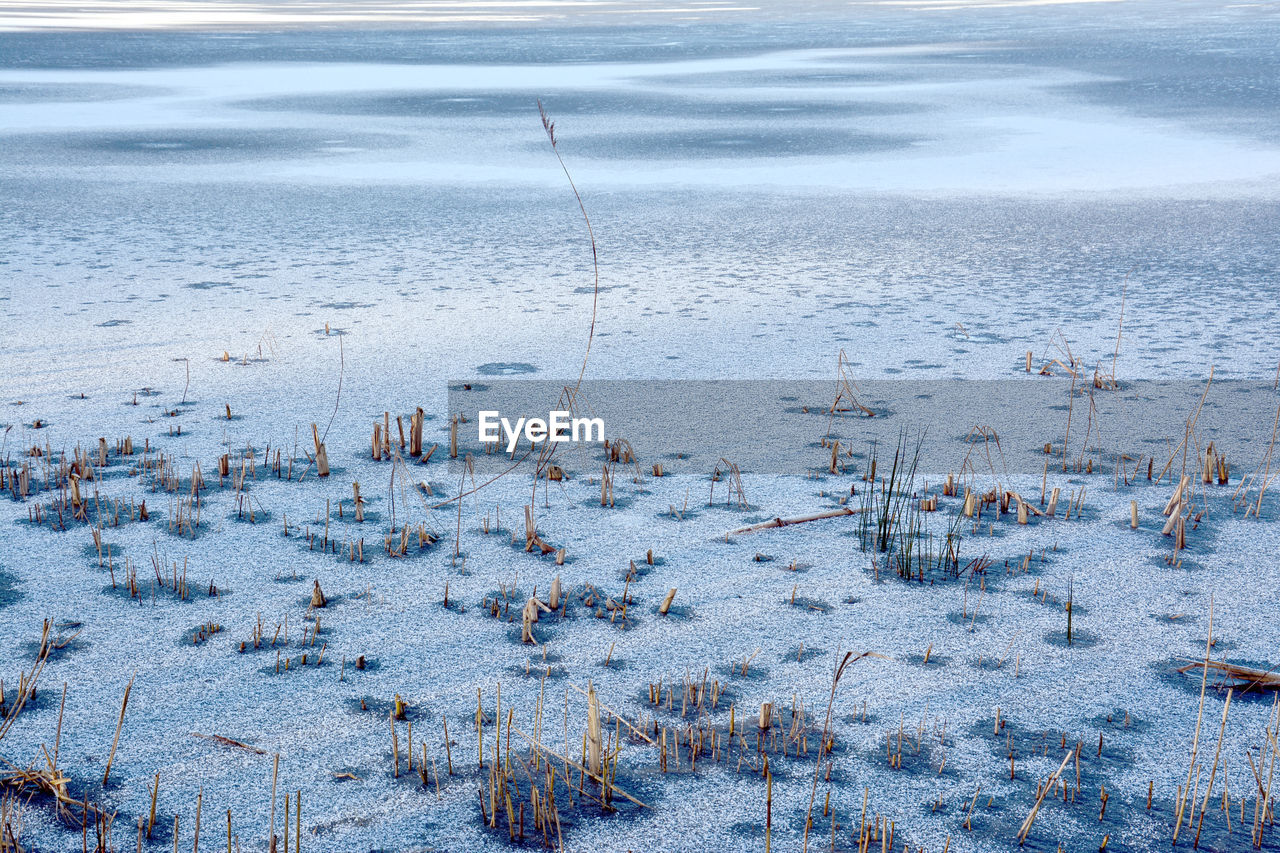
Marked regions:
[600,463,615,507]
[758,702,772,731]
[311,424,330,477]
[521,599,538,644]
[1130,501,1139,529]
[310,581,327,609]
[1004,490,1041,524]
[658,588,676,616]
[652,463,664,477]
[586,683,603,776]
[410,408,424,457]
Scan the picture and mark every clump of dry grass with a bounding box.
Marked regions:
[826,349,875,424]
[710,458,748,509]
[0,788,25,853]
[0,639,117,850]
[0,620,53,740]
[1233,398,1280,519]
[0,764,115,847]
[470,680,647,848]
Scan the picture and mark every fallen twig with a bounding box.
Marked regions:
[190,733,269,755]
[727,507,863,536]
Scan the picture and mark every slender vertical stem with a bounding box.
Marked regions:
[102,672,135,785]
[54,682,67,768]
[1175,597,1214,843]
[269,753,279,849]
[538,101,599,395]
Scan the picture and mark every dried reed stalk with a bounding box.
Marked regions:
[102,672,134,785]
[728,507,861,536]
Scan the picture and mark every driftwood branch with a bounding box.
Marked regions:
[727,506,863,536]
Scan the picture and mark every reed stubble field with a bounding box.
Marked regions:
[4,5,1280,851]
[3,252,1280,852]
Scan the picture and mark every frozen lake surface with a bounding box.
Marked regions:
[3,1,1280,392]
[2,2,1280,851]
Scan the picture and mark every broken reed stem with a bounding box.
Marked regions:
[269,753,279,850]
[148,772,159,838]
[102,672,135,785]
[765,753,772,853]
[391,709,400,778]
[586,683,603,777]
[1017,750,1072,844]
[443,716,453,775]
[54,681,66,768]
